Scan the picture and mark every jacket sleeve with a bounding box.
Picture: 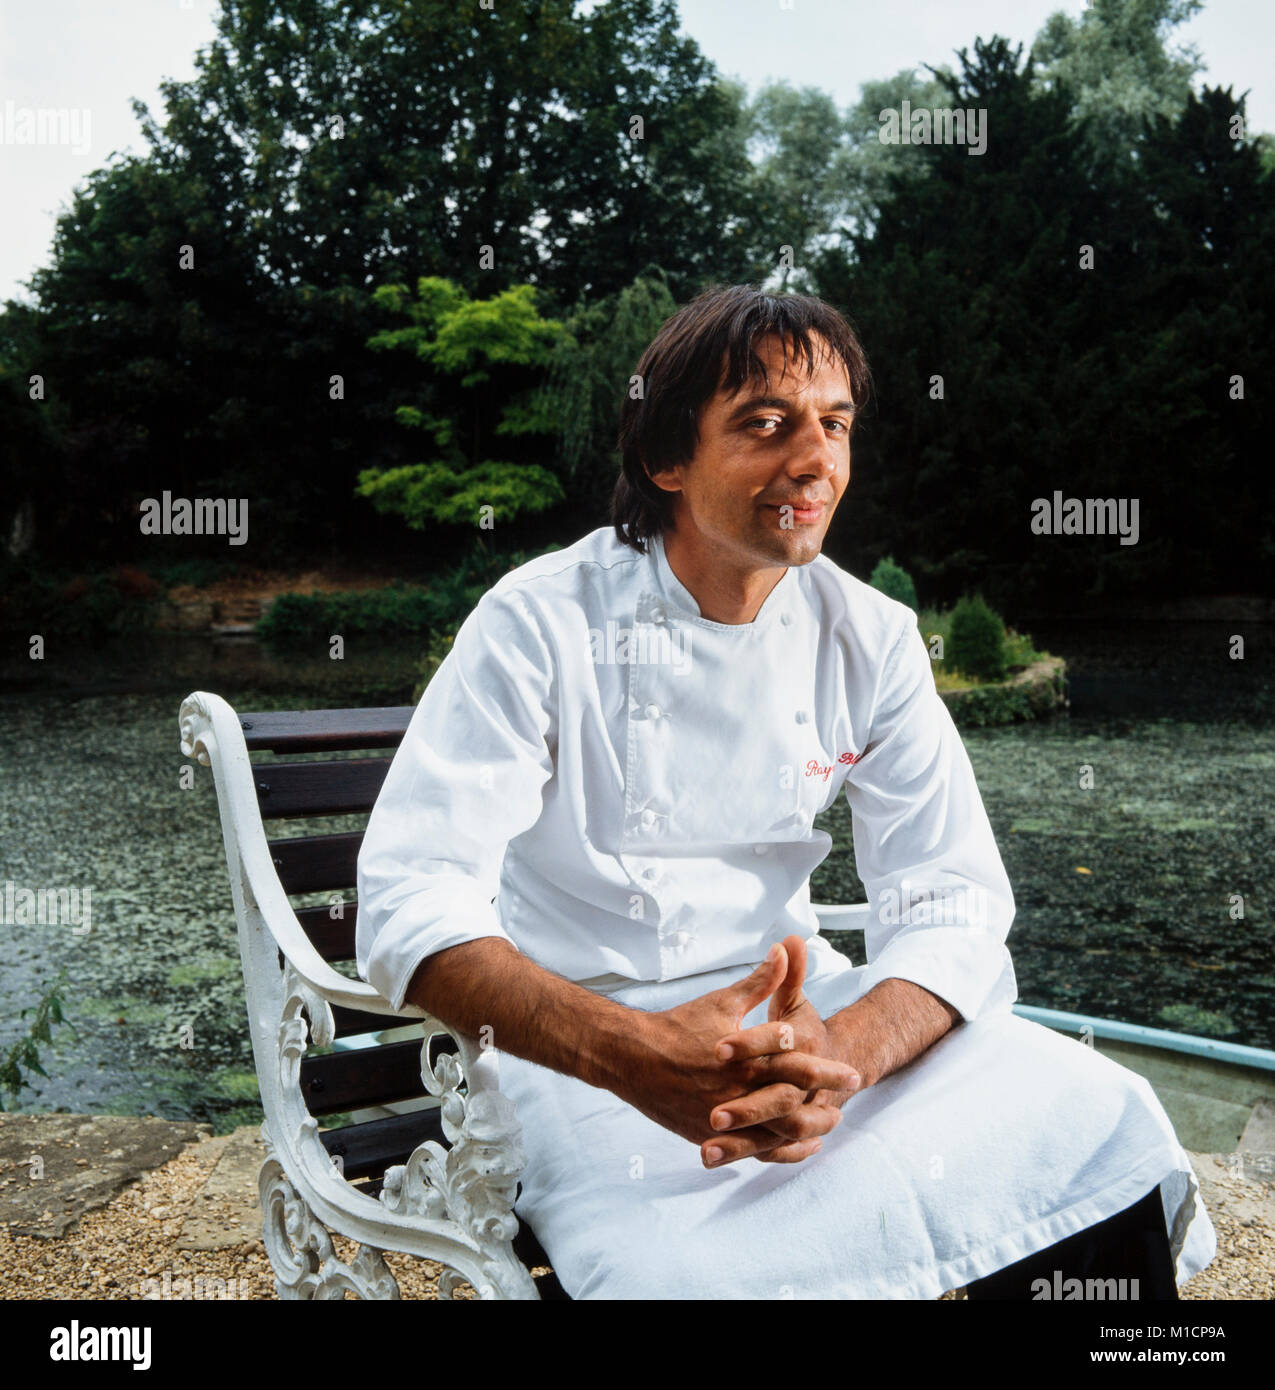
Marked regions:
[355,586,557,1011]
[842,616,1018,1022]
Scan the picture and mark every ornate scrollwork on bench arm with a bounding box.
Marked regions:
[379,1033,531,1299]
[266,963,535,1300]
[259,1150,402,1300]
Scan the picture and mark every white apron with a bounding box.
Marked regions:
[503,935,1215,1299]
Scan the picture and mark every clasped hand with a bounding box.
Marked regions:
[625,935,862,1170]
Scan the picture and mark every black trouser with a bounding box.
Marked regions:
[965,1186,1178,1300]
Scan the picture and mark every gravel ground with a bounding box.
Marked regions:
[0,1128,1268,1301]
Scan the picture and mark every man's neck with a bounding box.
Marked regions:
[661,528,786,625]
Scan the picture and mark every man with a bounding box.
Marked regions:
[356,284,1214,1299]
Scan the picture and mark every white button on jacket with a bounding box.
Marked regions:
[357,526,1017,1016]
[355,526,1214,1299]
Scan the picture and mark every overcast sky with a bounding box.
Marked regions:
[2,0,1271,303]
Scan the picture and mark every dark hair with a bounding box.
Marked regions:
[612,283,872,552]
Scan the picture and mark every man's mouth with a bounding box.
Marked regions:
[766,501,827,524]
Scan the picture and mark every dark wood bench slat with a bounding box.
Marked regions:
[270,831,363,894]
[301,1039,429,1116]
[294,903,357,961]
[330,1004,421,1040]
[253,758,393,819]
[320,1106,446,1181]
[239,707,414,753]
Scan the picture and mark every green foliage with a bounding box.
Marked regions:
[949,595,1009,682]
[812,28,1275,609]
[1003,627,1044,668]
[868,555,918,609]
[806,66,954,246]
[3,0,1270,609]
[257,545,561,644]
[257,582,437,643]
[357,460,564,531]
[918,605,1045,684]
[941,660,1067,728]
[1031,0,1205,166]
[1157,1003,1237,1038]
[359,277,567,531]
[0,971,75,1109]
[0,564,161,638]
[4,0,773,560]
[744,82,854,292]
[538,267,679,520]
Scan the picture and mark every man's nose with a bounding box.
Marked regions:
[785,412,841,478]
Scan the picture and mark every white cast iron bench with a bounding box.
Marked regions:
[179,690,870,1300]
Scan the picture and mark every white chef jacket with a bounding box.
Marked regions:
[356,526,1215,1299]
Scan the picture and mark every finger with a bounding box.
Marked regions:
[716,1047,860,1095]
[771,1053,860,1095]
[701,1123,791,1167]
[756,1138,823,1165]
[711,1087,844,1136]
[704,1127,824,1168]
[710,1081,804,1131]
[716,1019,806,1062]
[759,1105,845,1141]
[726,942,787,1025]
[768,934,809,1022]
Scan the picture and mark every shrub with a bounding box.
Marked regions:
[256,582,436,643]
[941,660,1066,727]
[0,568,155,638]
[868,555,918,609]
[948,595,1008,682]
[255,544,563,645]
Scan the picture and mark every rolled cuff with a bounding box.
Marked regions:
[855,924,1018,1023]
[361,880,521,1012]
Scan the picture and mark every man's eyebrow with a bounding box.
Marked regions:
[724,394,856,422]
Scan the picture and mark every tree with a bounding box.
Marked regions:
[134,0,767,306]
[537,266,679,523]
[812,36,1274,610]
[829,68,956,243]
[1031,0,1205,168]
[949,595,1008,681]
[868,556,919,609]
[356,277,566,538]
[2,0,772,560]
[744,82,849,291]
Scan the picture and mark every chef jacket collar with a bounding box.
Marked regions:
[648,530,794,630]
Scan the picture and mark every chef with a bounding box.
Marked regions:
[356,284,1215,1299]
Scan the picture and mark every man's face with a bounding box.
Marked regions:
[650,333,854,573]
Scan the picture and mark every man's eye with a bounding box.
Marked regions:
[747,417,850,434]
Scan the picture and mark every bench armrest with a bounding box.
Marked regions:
[812,901,870,931]
[179,690,421,1019]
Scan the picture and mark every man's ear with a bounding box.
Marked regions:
[644,460,682,497]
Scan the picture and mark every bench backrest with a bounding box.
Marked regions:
[241,705,460,1186]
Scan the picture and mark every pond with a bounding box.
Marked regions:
[0,619,1270,1131]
